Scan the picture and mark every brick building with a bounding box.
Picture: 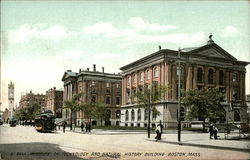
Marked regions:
[18,91,46,110]
[62,65,122,126]
[120,35,249,128]
[46,87,63,118]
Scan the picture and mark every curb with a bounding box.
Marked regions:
[146,139,250,153]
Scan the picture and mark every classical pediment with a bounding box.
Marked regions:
[191,43,237,61]
[61,71,77,81]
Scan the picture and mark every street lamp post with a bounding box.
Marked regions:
[147,89,151,138]
[177,48,182,143]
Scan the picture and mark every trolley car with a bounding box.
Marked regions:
[34,110,55,132]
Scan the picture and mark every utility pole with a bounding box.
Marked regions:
[147,89,151,138]
[177,48,182,143]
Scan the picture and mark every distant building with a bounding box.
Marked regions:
[3,108,9,123]
[8,81,14,118]
[62,65,122,126]
[120,35,249,128]
[46,87,63,118]
[18,91,46,110]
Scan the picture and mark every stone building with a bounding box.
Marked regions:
[45,87,63,118]
[62,65,122,126]
[119,35,249,128]
[18,91,46,110]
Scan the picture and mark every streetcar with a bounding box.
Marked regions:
[34,110,55,132]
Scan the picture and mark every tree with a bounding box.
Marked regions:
[136,83,168,138]
[182,88,226,132]
[14,103,41,125]
[79,101,109,129]
[63,93,83,130]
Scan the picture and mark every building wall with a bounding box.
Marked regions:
[18,91,46,110]
[46,87,63,118]
[62,67,122,126]
[120,41,249,127]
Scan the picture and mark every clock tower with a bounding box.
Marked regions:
[8,81,14,118]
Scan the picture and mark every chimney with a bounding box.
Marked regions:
[102,67,104,73]
[79,68,81,73]
[158,45,161,51]
[93,64,96,72]
[87,68,89,71]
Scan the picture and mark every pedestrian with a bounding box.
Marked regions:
[63,121,67,133]
[85,122,89,132]
[155,120,163,141]
[81,122,84,132]
[208,123,214,139]
[213,126,219,140]
[72,123,75,131]
[155,125,161,141]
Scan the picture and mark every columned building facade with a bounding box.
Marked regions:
[62,65,122,126]
[120,36,249,128]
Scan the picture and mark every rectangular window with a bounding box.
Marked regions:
[91,95,96,103]
[233,73,238,82]
[106,96,111,104]
[106,88,111,94]
[106,82,110,87]
[116,96,120,105]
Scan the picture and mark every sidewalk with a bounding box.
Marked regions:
[147,133,250,152]
[59,126,249,152]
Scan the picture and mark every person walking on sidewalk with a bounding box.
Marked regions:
[63,121,67,133]
[208,123,214,139]
[81,122,84,132]
[213,126,219,140]
[155,120,163,141]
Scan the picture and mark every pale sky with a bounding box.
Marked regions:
[1,1,249,111]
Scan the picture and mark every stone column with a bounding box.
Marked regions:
[186,64,193,90]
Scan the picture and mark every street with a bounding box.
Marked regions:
[0,125,249,160]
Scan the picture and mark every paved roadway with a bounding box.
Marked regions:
[0,125,249,160]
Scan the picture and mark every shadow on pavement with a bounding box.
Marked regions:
[0,143,86,160]
[147,139,249,153]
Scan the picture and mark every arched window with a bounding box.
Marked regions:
[139,72,143,82]
[197,68,203,83]
[116,110,121,119]
[133,74,136,84]
[146,70,150,80]
[153,67,158,78]
[219,70,224,85]
[131,109,135,121]
[137,109,141,121]
[208,69,214,84]
[107,110,111,119]
[125,110,129,121]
